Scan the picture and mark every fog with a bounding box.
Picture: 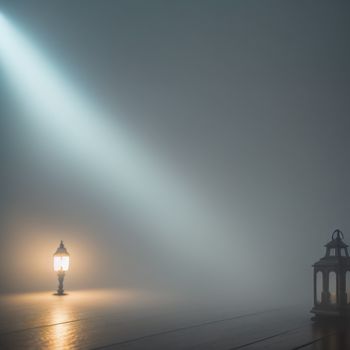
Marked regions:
[1,1,349,307]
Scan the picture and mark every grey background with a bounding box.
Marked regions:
[1,1,349,306]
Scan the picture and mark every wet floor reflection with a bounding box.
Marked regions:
[0,289,164,350]
[47,298,77,350]
[1,291,350,349]
[309,319,350,350]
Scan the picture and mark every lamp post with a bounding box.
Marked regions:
[53,240,70,295]
[311,230,350,319]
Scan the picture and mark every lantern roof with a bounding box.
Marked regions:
[54,240,69,256]
[313,229,350,267]
[324,229,348,248]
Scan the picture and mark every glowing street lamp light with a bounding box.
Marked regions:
[53,241,70,295]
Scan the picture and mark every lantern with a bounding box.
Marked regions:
[53,240,70,295]
[311,230,350,319]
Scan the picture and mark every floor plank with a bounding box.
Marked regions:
[0,289,348,350]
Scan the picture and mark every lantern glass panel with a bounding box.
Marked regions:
[53,256,70,271]
[346,271,350,304]
[316,271,323,304]
[329,271,337,304]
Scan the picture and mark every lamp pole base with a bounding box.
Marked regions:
[56,271,65,295]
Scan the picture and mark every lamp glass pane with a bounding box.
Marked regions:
[329,271,337,304]
[346,271,350,304]
[316,271,322,304]
[54,256,70,271]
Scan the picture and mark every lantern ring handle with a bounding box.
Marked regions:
[332,229,344,240]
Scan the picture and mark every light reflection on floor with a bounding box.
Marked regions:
[1,290,349,349]
[0,289,168,350]
[1,288,142,305]
[48,296,79,350]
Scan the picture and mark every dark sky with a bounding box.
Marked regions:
[1,1,349,304]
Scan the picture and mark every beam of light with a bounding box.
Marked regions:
[0,13,240,268]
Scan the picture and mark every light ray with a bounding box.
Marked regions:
[0,13,238,266]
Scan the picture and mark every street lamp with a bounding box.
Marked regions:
[53,240,70,295]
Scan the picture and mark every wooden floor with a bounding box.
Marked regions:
[0,289,349,349]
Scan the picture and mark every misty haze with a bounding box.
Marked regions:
[1,1,349,349]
